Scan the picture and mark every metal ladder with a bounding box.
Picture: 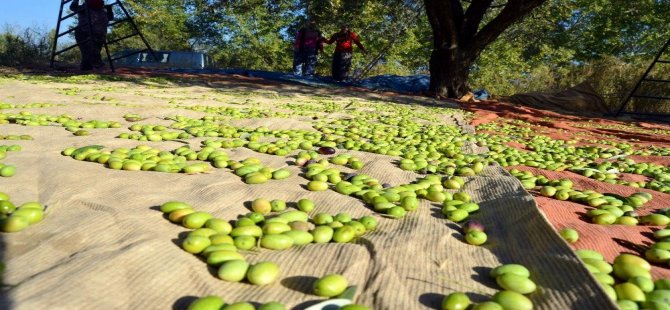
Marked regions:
[615,38,670,117]
[50,0,156,72]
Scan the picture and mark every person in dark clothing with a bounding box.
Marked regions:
[70,0,111,71]
[293,20,325,77]
[326,25,366,82]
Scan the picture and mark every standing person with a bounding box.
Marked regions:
[292,20,325,77]
[70,0,111,71]
[326,25,366,82]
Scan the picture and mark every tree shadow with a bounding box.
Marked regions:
[430,206,445,220]
[450,232,465,243]
[471,266,498,290]
[281,276,319,295]
[149,205,171,221]
[0,231,9,310]
[575,211,591,223]
[242,200,253,212]
[465,291,490,304]
[612,238,648,255]
[445,222,460,232]
[292,299,325,310]
[35,66,459,110]
[172,295,199,310]
[170,231,191,248]
[641,231,655,241]
[418,292,443,309]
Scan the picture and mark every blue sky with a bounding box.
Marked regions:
[0,1,70,30]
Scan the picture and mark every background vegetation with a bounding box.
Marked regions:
[2,0,669,111]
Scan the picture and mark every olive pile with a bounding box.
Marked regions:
[578,249,670,308]
[0,192,46,233]
[0,144,20,177]
[442,263,535,310]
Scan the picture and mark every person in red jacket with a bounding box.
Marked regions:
[326,25,366,82]
[293,20,325,77]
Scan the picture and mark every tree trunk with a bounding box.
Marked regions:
[429,48,472,98]
[424,0,471,98]
[423,0,548,98]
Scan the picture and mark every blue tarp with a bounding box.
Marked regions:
[358,74,430,93]
[172,68,431,94]
[473,89,489,100]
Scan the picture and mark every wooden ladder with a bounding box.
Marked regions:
[50,0,156,72]
[615,38,670,118]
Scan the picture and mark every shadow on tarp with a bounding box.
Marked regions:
[10,67,448,110]
[174,69,431,95]
[466,169,614,309]
[281,275,319,295]
[0,232,11,310]
[172,295,198,310]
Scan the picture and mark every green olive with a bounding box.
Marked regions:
[307,180,329,191]
[205,219,233,234]
[496,273,536,294]
[182,236,212,254]
[491,291,533,310]
[333,226,356,243]
[441,292,471,310]
[614,283,646,302]
[297,199,315,212]
[311,226,334,243]
[1,215,30,232]
[282,230,314,245]
[313,274,348,297]
[182,212,214,229]
[234,236,256,250]
[12,208,43,224]
[252,198,272,214]
[271,199,287,212]
[490,264,530,278]
[207,250,245,266]
[187,296,225,310]
[217,259,249,282]
[246,261,280,285]
[260,234,294,250]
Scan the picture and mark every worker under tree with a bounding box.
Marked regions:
[293,20,326,77]
[326,25,366,82]
[70,0,113,71]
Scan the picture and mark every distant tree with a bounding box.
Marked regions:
[0,26,53,66]
[108,0,191,51]
[469,0,670,95]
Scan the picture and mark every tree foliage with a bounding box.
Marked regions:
[3,0,668,101]
[0,26,54,66]
[185,0,431,76]
[470,0,670,98]
[108,0,192,51]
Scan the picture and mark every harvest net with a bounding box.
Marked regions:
[0,72,625,309]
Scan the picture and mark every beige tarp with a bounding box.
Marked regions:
[507,82,611,115]
[0,75,614,309]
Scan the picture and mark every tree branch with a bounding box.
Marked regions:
[461,0,494,43]
[425,0,465,51]
[461,0,509,9]
[468,0,547,58]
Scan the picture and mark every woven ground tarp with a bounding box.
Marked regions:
[506,82,610,115]
[0,74,614,309]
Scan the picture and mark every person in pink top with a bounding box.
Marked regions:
[293,20,326,77]
[326,25,366,81]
